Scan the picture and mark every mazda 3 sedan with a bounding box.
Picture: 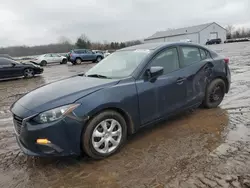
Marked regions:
[10,42,231,159]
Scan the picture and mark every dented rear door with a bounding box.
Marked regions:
[178,46,213,107]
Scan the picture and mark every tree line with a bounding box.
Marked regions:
[225,25,250,39]
[0,34,142,57]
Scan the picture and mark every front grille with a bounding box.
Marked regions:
[13,114,23,135]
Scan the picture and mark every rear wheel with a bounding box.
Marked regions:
[203,78,226,108]
[95,56,103,63]
[40,60,47,66]
[82,110,127,159]
[23,68,34,78]
[75,58,82,64]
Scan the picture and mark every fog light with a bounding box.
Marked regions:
[36,139,51,145]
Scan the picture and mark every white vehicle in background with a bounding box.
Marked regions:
[104,50,111,58]
[180,39,192,43]
[31,53,68,66]
[92,50,104,55]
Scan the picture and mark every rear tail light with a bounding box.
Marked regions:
[224,58,229,64]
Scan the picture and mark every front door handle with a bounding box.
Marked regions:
[176,77,186,85]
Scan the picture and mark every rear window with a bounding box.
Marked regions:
[199,49,207,60]
[180,46,201,67]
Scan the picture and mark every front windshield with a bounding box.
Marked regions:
[85,50,151,78]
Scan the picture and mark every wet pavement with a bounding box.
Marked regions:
[0,43,250,188]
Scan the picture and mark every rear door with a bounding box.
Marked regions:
[136,47,187,125]
[44,54,54,63]
[178,45,213,107]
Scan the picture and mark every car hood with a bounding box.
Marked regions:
[20,61,40,67]
[12,76,119,113]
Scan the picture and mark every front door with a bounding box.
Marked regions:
[51,54,62,63]
[136,47,187,125]
[85,50,95,61]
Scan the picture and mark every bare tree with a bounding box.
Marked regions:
[225,25,235,39]
[58,36,72,45]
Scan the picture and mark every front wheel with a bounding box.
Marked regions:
[82,110,127,159]
[23,68,34,78]
[61,59,67,64]
[203,78,226,108]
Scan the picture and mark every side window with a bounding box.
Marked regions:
[199,48,207,60]
[74,50,82,54]
[0,59,12,65]
[181,46,201,67]
[86,50,92,54]
[150,48,179,74]
[45,54,52,57]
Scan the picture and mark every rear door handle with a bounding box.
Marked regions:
[176,77,186,85]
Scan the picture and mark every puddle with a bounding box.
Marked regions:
[0,108,229,188]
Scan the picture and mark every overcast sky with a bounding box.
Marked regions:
[0,0,250,47]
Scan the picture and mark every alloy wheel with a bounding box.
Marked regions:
[24,68,34,78]
[97,57,102,62]
[76,59,82,64]
[91,119,122,154]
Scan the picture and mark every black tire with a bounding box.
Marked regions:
[95,56,103,63]
[40,60,47,66]
[203,78,226,108]
[75,58,82,64]
[61,58,67,64]
[82,110,127,159]
[23,68,34,78]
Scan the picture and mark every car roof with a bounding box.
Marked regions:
[0,57,16,62]
[73,49,88,51]
[117,42,208,51]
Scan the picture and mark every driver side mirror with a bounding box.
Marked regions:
[145,66,164,80]
[11,63,16,67]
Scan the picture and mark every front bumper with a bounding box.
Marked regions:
[34,68,44,74]
[12,106,85,157]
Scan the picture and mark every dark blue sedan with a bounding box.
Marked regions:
[10,42,231,159]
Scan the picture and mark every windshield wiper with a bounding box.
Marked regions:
[86,74,111,79]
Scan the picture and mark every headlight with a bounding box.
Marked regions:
[32,104,80,124]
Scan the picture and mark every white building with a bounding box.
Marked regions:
[144,22,226,45]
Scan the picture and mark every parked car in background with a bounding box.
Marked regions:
[11,42,231,159]
[0,57,43,79]
[206,38,222,45]
[224,38,250,43]
[92,50,104,55]
[68,49,104,65]
[104,50,111,58]
[31,54,67,66]
[180,39,192,42]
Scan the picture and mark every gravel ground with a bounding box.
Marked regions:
[0,42,250,188]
